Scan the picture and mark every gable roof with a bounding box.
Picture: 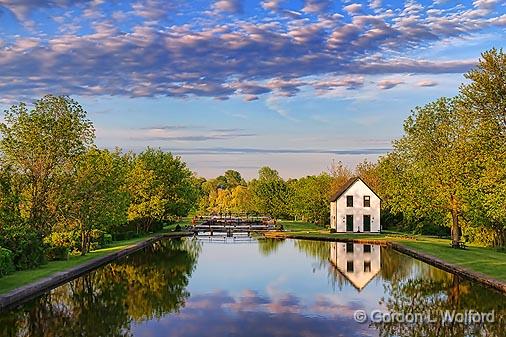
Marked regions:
[329,177,381,202]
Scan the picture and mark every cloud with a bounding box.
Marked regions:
[377,79,404,90]
[0,1,503,100]
[343,3,362,15]
[169,147,392,155]
[262,0,283,12]
[0,0,91,21]
[417,79,438,87]
[213,0,242,13]
[302,0,332,14]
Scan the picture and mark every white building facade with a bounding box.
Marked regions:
[330,177,381,233]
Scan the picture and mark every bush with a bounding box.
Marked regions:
[0,226,45,270]
[45,246,69,261]
[112,231,137,241]
[0,247,14,277]
[103,233,113,246]
[329,228,336,233]
[44,231,80,251]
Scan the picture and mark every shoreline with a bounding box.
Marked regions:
[0,232,193,312]
[1,230,504,313]
[264,231,506,295]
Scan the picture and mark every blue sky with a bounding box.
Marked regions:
[0,0,504,178]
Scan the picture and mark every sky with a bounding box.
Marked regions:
[0,0,504,179]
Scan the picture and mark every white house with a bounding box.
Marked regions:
[329,242,381,291]
[330,177,381,233]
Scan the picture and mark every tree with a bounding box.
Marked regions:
[249,167,291,219]
[329,160,353,196]
[383,97,472,245]
[61,148,129,255]
[127,148,199,230]
[0,95,94,235]
[459,48,506,246]
[460,48,506,134]
[290,173,332,225]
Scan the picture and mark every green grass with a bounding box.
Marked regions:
[275,221,506,282]
[396,237,506,282]
[278,220,327,232]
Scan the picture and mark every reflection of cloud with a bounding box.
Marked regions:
[133,289,374,337]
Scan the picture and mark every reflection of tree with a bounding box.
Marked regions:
[257,238,285,256]
[294,239,330,262]
[376,275,506,337]
[0,238,201,337]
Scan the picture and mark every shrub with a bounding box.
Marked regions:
[0,226,45,270]
[103,233,113,246]
[329,228,336,233]
[45,246,69,261]
[44,231,80,251]
[0,247,14,277]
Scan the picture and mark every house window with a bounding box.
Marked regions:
[364,196,370,207]
[347,261,354,272]
[364,261,371,272]
[346,242,354,253]
[347,196,353,207]
[363,244,371,253]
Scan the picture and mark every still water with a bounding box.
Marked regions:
[0,235,505,337]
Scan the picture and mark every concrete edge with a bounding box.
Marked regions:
[264,232,506,294]
[264,232,389,245]
[0,232,193,312]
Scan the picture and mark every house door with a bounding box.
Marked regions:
[346,215,354,232]
[363,215,371,232]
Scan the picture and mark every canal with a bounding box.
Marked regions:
[0,236,504,336]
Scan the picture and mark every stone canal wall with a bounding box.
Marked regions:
[0,232,193,312]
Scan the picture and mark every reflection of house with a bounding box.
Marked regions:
[330,177,381,233]
[329,242,381,291]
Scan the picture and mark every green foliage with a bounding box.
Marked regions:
[289,173,332,225]
[0,95,95,235]
[0,225,45,270]
[45,246,69,261]
[0,247,14,277]
[249,167,291,219]
[127,148,199,231]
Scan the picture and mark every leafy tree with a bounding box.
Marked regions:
[127,148,199,230]
[249,167,291,219]
[459,48,506,246]
[60,148,129,255]
[329,160,353,195]
[382,97,472,245]
[0,95,94,235]
[290,173,332,224]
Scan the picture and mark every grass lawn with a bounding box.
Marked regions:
[0,219,192,295]
[276,221,506,282]
[396,237,506,282]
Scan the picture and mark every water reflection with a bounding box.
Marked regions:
[0,237,504,337]
[329,242,381,291]
[0,238,201,337]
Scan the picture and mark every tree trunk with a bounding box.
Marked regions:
[80,223,87,256]
[450,205,460,246]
